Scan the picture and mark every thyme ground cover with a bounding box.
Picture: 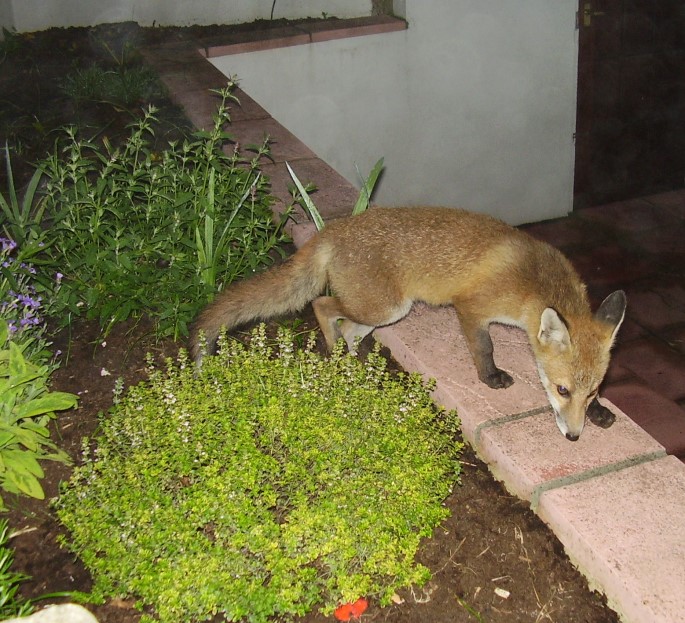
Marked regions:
[56,327,462,623]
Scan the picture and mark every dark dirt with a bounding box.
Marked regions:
[1,23,620,623]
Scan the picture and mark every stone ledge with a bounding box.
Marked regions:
[199,15,407,58]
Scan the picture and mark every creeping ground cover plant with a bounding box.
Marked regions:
[56,326,463,623]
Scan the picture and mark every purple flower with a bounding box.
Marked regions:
[0,238,17,253]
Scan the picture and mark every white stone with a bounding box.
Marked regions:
[3,604,98,623]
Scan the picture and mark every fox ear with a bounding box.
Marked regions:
[595,290,627,344]
[538,308,570,350]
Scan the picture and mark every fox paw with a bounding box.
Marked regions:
[587,398,616,428]
[482,369,514,389]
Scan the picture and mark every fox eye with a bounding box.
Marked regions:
[557,385,570,397]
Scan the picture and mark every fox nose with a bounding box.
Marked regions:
[565,432,580,442]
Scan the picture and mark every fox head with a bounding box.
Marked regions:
[533,290,626,441]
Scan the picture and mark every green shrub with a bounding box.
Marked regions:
[1,152,76,509]
[61,30,164,108]
[61,64,164,108]
[1,145,48,250]
[56,326,462,622]
[35,83,288,340]
[0,319,76,510]
[0,519,32,618]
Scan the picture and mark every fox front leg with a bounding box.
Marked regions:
[586,396,616,428]
[460,319,514,389]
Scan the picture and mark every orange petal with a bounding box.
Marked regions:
[350,598,369,617]
[334,604,353,621]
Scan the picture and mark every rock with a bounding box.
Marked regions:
[2,604,98,623]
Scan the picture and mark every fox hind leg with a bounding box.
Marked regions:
[339,319,375,354]
[312,296,375,352]
[311,295,408,353]
[312,296,345,350]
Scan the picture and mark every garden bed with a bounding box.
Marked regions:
[1,23,619,623]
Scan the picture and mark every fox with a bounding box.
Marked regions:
[190,206,626,441]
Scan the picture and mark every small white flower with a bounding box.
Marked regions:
[100,367,111,376]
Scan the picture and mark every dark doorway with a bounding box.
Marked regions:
[574,1,685,208]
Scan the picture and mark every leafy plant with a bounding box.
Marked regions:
[62,64,164,109]
[0,200,72,509]
[36,83,288,340]
[0,230,65,368]
[61,32,164,109]
[56,326,462,623]
[0,145,48,249]
[0,29,23,65]
[0,517,73,614]
[0,319,76,510]
[0,519,32,619]
[287,157,384,231]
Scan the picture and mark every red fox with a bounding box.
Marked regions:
[190,207,626,441]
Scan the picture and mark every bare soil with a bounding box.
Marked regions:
[1,23,619,623]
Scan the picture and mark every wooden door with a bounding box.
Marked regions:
[574,1,685,208]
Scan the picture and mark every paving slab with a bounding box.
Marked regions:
[577,198,673,232]
[154,52,227,90]
[262,158,359,223]
[203,30,311,57]
[610,337,685,402]
[536,455,685,623]
[373,305,549,443]
[226,117,317,163]
[141,44,204,75]
[602,382,685,457]
[645,189,685,219]
[476,399,665,503]
[374,308,666,501]
[623,289,685,332]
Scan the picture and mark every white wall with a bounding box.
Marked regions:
[0,0,13,35]
[211,1,579,224]
[3,0,371,32]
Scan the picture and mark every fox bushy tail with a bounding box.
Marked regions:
[189,239,328,363]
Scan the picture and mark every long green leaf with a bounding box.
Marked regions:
[352,157,384,216]
[3,143,18,219]
[13,392,78,421]
[3,469,44,499]
[7,343,29,379]
[286,162,325,231]
[214,172,262,262]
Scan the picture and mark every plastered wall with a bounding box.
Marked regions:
[211,1,579,224]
